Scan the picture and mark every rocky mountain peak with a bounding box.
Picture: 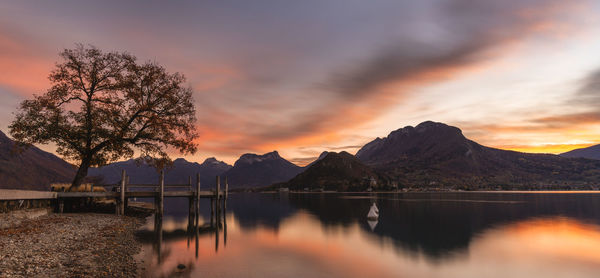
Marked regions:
[235,151,282,166]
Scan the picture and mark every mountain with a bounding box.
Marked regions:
[224,151,303,189]
[88,157,231,188]
[0,130,75,191]
[304,151,329,168]
[561,144,600,160]
[279,151,391,191]
[356,121,600,189]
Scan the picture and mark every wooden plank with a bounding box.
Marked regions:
[164,191,195,197]
[57,192,118,198]
[126,184,192,188]
[124,191,157,198]
[0,190,57,200]
[55,191,219,198]
[126,184,159,188]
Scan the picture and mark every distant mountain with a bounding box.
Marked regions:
[0,130,75,191]
[88,157,231,188]
[224,151,303,189]
[279,151,391,191]
[561,144,600,160]
[356,121,600,189]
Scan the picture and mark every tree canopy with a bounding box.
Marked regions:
[10,44,198,187]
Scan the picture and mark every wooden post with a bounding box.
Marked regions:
[159,170,164,217]
[195,221,199,258]
[155,214,163,264]
[88,183,94,207]
[210,198,214,227]
[188,196,194,232]
[224,176,228,245]
[216,176,220,227]
[224,176,229,211]
[119,170,126,215]
[124,175,130,210]
[223,211,228,247]
[216,176,220,206]
[196,173,200,225]
[215,222,220,252]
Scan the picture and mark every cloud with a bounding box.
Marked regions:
[575,69,600,106]
[0,26,54,95]
[0,0,591,162]
[188,0,587,158]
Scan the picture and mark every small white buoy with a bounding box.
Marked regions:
[367,202,379,221]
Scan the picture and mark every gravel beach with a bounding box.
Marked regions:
[0,211,146,277]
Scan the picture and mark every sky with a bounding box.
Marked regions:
[1,0,600,166]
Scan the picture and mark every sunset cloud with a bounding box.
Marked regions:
[184,0,591,161]
[0,0,597,163]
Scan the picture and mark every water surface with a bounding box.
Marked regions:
[137,192,600,277]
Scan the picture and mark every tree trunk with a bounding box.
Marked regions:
[71,159,91,190]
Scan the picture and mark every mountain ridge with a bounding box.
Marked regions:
[561,144,600,160]
[224,151,303,189]
[355,121,600,189]
[0,130,75,190]
[88,156,232,188]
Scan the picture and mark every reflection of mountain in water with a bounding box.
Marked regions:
[156,192,600,259]
[286,193,600,258]
[160,193,297,231]
[226,193,296,230]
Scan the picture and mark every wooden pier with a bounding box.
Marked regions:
[1,170,229,221]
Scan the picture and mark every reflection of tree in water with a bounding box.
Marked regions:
[286,193,600,258]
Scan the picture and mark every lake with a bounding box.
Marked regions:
[136,192,600,277]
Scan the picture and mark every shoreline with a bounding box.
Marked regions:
[0,210,149,277]
[258,189,600,194]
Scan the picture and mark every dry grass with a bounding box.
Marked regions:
[50,183,106,192]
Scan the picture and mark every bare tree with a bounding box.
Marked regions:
[10,44,198,188]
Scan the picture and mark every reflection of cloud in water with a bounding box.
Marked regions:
[289,192,600,258]
[137,193,600,277]
[428,217,600,278]
[140,212,600,278]
[139,215,208,233]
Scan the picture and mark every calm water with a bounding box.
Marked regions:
[137,192,600,277]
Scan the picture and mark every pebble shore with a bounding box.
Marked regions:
[0,212,146,277]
